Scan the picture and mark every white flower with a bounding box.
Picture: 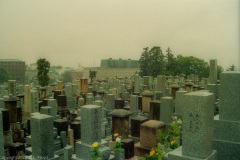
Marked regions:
[116,137,121,143]
[177,119,182,124]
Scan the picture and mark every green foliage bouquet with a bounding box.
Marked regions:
[91,142,100,160]
[113,133,123,151]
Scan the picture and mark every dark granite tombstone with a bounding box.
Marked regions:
[149,100,160,120]
[171,85,180,99]
[53,90,62,100]
[115,98,124,109]
[138,96,142,111]
[70,121,81,140]
[0,108,10,131]
[9,142,25,157]
[17,106,22,123]
[122,139,134,159]
[131,116,148,137]
[54,119,68,136]
[57,95,67,107]
[4,96,18,123]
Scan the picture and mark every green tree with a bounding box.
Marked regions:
[62,71,73,83]
[89,70,97,82]
[139,47,149,77]
[37,58,50,87]
[148,46,165,78]
[227,64,236,71]
[0,68,9,83]
[217,65,224,80]
[175,55,209,78]
[165,47,177,76]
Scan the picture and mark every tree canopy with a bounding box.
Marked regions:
[89,70,97,82]
[62,71,73,83]
[139,46,221,79]
[227,64,236,71]
[0,68,9,84]
[37,58,50,87]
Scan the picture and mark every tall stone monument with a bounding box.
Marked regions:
[31,114,57,160]
[168,91,217,160]
[75,105,107,159]
[209,59,217,84]
[213,72,240,160]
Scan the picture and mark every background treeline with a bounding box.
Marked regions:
[139,46,224,79]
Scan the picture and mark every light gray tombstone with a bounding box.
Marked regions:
[0,112,4,157]
[206,84,217,102]
[209,59,217,84]
[154,91,162,101]
[30,89,39,113]
[160,97,174,126]
[213,72,240,160]
[106,94,115,111]
[130,95,138,117]
[75,105,107,160]
[86,93,94,105]
[168,91,217,160]
[47,99,57,118]
[174,90,188,119]
[31,114,55,159]
[40,106,52,116]
[134,74,140,93]
[64,85,72,98]
[8,80,16,96]
[157,75,166,97]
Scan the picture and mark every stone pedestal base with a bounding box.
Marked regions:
[168,147,217,160]
[134,142,151,157]
[75,140,108,159]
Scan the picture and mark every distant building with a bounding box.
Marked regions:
[100,58,139,68]
[0,59,26,83]
[83,58,140,80]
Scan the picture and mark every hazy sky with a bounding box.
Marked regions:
[0,0,239,70]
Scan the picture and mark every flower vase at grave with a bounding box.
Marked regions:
[114,149,125,160]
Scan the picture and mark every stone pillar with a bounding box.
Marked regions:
[130,95,138,117]
[213,72,240,160]
[134,74,140,93]
[168,91,216,160]
[31,114,54,159]
[141,90,154,113]
[149,100,160,120]
[156,75,166,97]
[8,80,16,96]
[160,97,174,126]
[174,91,187,119]
[30,89,39,113]
[209,59,217,84]
[23,85,31,121]
[76,105,102,159]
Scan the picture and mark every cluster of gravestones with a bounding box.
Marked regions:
[0,59,239,160]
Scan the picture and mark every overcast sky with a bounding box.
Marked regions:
[0,0,239,70]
